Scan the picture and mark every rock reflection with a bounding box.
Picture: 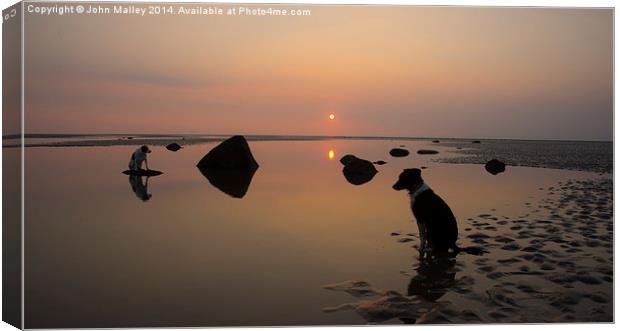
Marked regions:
[197,167,258,199]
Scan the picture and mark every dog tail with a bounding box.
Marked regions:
[452,244,486,256]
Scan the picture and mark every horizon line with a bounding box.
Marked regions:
[1,132,613,143]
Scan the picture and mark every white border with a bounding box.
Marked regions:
[0,1,616,331]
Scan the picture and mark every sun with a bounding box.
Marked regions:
[328,149,335,160]
[329,113,335,120]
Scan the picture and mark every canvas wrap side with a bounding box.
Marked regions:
[2,2,23,329]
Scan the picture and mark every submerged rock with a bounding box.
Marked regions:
[390,148,410,157]
[340,154,378,185]
[373,160,388,165]
[122,169,163,177]
[166,142,182,151]
[196,135,259,198]
[417,149,439,155]
[485,159,506,175]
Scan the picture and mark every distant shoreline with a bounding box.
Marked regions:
[2,133,612,174]
[1,133,613,144]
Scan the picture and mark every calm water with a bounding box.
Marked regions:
[22,139,607,327]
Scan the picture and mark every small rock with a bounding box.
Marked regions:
[485,159,506,175]
[373,160,387,165]
[417,149,439,155]
[166,142,182,151]
[122,169,163,177]
[389,148,409,157]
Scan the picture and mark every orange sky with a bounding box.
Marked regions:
[24,5,612,140]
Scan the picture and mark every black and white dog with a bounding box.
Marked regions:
[393,168,483,257]
[128,145,151,171]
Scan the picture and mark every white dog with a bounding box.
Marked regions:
[128,145,151,171]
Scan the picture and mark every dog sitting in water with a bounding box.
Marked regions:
[393,168,483,257]
[128,145,151,171]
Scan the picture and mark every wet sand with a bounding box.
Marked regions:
[323,176,613,323]
[439,139,612,173]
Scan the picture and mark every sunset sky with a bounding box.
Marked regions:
[24,5,612,141]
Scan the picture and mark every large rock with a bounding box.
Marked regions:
[196,136,259,198]
[389,148,410,157]
[485,159,506,175]
[197,135,259,170]
[340,154,378,185]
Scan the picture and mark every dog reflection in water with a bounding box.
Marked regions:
[129,175,152,202]
[400,254,458,324]
[408,254,457,301]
